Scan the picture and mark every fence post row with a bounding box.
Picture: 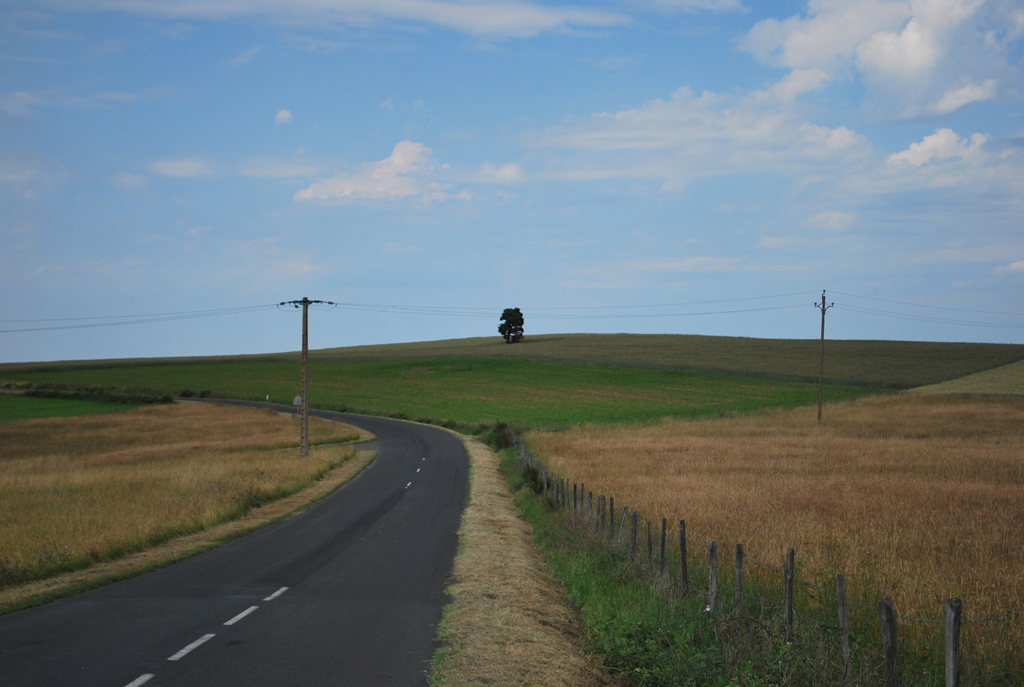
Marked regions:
[879,598,900,687]
[945,598,962,687]
[784,548,795,644]
[511,437,974,687]
[708,540,718,612]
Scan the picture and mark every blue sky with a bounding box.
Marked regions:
[2,0,1023,362]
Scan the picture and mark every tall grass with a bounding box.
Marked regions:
[526,394,1024,678]
[0,402,359,588]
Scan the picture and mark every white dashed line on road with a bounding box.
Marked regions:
[224,606,258,626]
[405,482,412,489]
[168,633,215,661]
[416,468,420,473]
[124,674,154,687]
[264,586,288,601]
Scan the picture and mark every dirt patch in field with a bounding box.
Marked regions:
[433,434,620,687]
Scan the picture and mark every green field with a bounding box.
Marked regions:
[4,333,1022,388]
[0,358,881,428]
[0,394,139,422]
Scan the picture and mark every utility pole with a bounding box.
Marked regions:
[815,290,833,423]
[279,297,335,456]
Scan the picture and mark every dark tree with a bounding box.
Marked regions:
[498,307,524,343]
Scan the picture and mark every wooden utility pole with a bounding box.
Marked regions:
[300,296,309,457]
[279,297,335,457]
[815,290,833,422]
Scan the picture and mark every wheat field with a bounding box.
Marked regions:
[527,394,1024,666]
[0,402,359,588]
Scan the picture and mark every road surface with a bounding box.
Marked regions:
[0,406,470,686]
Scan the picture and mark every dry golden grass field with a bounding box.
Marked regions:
[526,394,1024,663]
[0,402,360,589]
[912,359,1024,396]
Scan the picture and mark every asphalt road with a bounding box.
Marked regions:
[0,405,470,687]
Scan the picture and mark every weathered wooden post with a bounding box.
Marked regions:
[608,497,614,539]
[837,574,851,680]
[708,540,718,612]
[660,518,667,575]
[647,521,653,564]
[599,496,606,534]
[630,511,638,561]
[679,520,689,594]
[734,543,744,617]
[945,598,962,687]
[579,483,584,514]
[784,548,795,643]
[879,598,900,687]
[617,507,628,546]
[588,492,593,521]
[573,483,577,510]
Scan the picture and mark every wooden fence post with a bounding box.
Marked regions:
[599,496,606,534]
[647,521,653,564]
[573,483,577,510]
[660,518,667,575]
[784,548,795,643]
[945,598,962,687]
[735,543,744,617]
[617,507,628,546]
[837,574,851,681]
[708,540,718,612]
[630,511,638,561]
[579,483,585,514]
[608,497,614,539]
[679,520,688,594]
[879,598,900,687]
[588,492,593,521]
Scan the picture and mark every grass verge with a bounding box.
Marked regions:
[429,433,619,687]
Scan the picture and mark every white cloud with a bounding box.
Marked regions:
[275,108,292,125]
[185,225,212,236]
[740,0,1020,120]
[470,162,525,183]
[226,44,262,66]
[887,128,987,167]
[530,85,871,187]
[930,78,997,114]
[994,260,1024,274]
[739,0,910,71]
[149,158,217,177]
[62,0,628,39]
[809,210,855,230]
[768,68,830,102]
[112,171,146,190]
[294,140,470,203]
[1,91,43,117]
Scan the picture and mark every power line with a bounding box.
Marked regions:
[835,304,1024,329]
[0,305,280,333]
[831,291,1024,317]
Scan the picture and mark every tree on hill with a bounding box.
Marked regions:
[498,308,524,343]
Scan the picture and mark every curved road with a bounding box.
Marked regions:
[0,406,470,687]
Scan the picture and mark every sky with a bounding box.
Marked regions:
[2,0,1023,363]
